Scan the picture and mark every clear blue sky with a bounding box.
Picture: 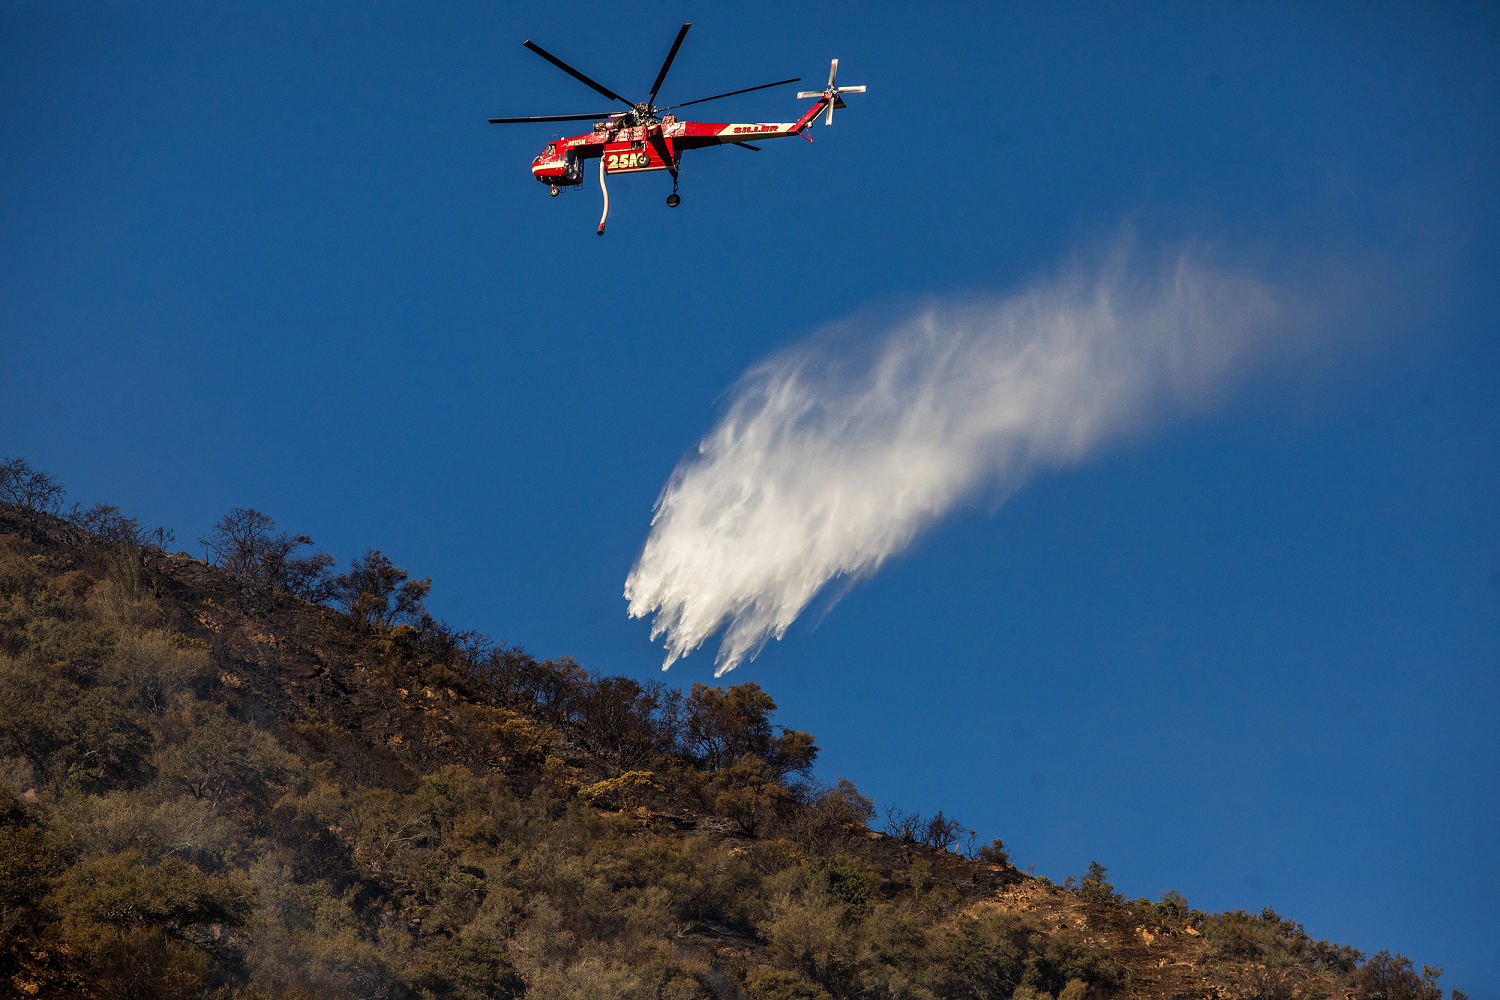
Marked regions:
[4,2,1496,993]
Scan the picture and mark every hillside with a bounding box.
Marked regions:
[0,497,1461,1000]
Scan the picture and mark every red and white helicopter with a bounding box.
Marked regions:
[488,23,864,235]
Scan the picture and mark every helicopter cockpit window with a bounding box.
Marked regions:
[544,142,557,156]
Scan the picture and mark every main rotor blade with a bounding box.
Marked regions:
[662,77,800,112]
[523,39,633,107]
[487,112,616,124]
[648,23,691,105]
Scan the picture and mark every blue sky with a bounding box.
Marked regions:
[3,1,1496,993]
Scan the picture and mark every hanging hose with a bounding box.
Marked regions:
[596,156,609,236]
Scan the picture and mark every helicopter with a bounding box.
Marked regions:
[488,22,864,235]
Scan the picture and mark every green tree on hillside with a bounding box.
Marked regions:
[51,850,254,1000]
[682,682,817,779]
[334,548,431,628]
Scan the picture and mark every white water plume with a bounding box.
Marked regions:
[625,247,1287,675]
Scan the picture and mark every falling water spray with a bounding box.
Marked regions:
[625,246,1285,675]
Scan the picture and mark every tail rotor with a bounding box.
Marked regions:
[797,59,865,126]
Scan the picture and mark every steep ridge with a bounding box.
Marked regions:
[0,501,1455,1000]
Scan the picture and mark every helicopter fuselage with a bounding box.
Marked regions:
[529,113,808,187]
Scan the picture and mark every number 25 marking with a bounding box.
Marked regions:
[606,152,652,170]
